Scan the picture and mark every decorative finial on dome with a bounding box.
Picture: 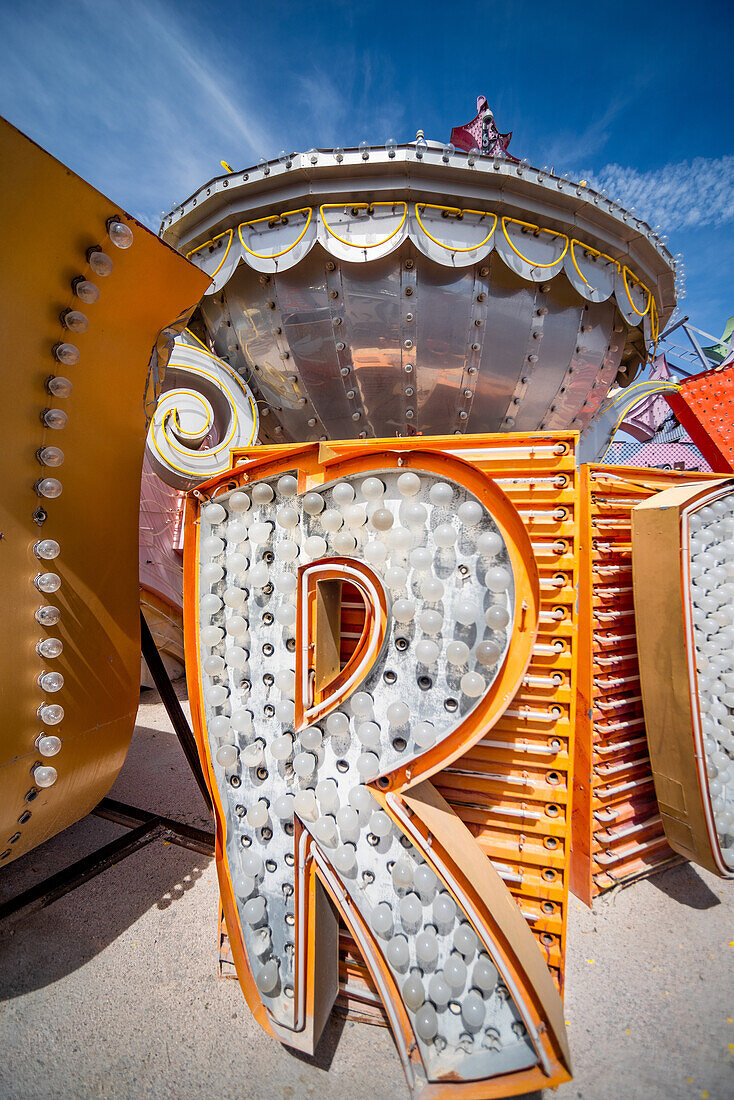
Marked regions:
[451,97,517,162]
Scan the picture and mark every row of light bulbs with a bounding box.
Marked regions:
[165,143,671,264]
[688,496,734,865]
[28,219,134,798]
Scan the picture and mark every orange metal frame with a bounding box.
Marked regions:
[570,464,726,905]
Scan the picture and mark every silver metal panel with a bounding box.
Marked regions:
[469,257,538,434]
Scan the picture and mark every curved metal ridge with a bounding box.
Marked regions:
[160,146,675,314]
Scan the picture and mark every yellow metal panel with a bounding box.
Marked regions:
[0,117,209,865]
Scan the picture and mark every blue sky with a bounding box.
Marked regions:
[1,0,732,339]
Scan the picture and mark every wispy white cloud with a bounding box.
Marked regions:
[581,156,734,230]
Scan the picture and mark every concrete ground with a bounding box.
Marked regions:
[1,684,732,1100]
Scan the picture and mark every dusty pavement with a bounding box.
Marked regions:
[1,683,732,1100]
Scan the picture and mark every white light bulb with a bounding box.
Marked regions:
[428,972,450,1008]
[453,923,478,958]
[361,477,385,501]
[36,637,63,659]
[231,709,254,734]
[414,1003,438,1041]
[229,491,251,514]
[241,742,265,768]
[415,640,440,665]
[420,576,444,602]
[458,500,483,526]
[387,701,410,726]
[392,858,414,889]
[415,929,439,966]
[410,547,432,570]
[225,645,248,669]
[275,699,295,723]
[356,752,380,780]
[201,563,224,585]
[277,474,298,497]
[333,532,357,554]
[404,501,427,526]
[35,478,62,499]
[388,527,412,553]
[274,572,297,595]
[349,784,374,815]
[35,573,61,594]
[293,751,316,777]
[312,816,337,846]
[209,715,230,738]
[461,990,485,1030]
[304,535,327,558]
[429,482,453,506]
[403,973,425,1011]
[332,844,356,873]
[216,744,238,768]
[418,609,443,635]
[413,721,435,749]
[371,507,394,532]
[473,955,498,993]
[385,565,407,589]
[273,792,295,818]
[446,641,470,665]
[203,502,227,524]
[392,598,416,623]
[357,721,381,750]
[294,789,318,820]
[485,566,511,592]
[369,810,392,837]
[321,508,343,532]
[371,901,394,937]
[386,935,410,970]
[36,605,60,626]
[203,654,225,675]
[364,540,388,566]
[108,219,134,248]
[433,892,456,930]
[271,734,294,760]
[316,777,339,812]
[397,472,421,497]
[249,522,272,545]
[461,671,486,697]
[33,764,58,788]
[251,483,274,505]
[202,535,224,556]
[351,692,373,718]
[413,864,438,900]
[247,799,269,828]
[226,615,249,637]
[275,604,296,626]
[336,805,360,841]
[476,639,501,666]
[37,734,62,756]
[485,605,510,630]
[434,523,457,549]
[248,563,269,587]
[326,711,349,736]
[455,599,476,626]
[444,954,467,990]
[477,530,502,557]
[34,540,60,560]
[276,506,299,529]
[344,503,367,527]
[242,850,264,878]
[332,481,355,507]
[302,492,324,515]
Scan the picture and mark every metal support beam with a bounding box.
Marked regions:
[140,610,212,814]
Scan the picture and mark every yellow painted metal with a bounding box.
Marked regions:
[0,117,209,866]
